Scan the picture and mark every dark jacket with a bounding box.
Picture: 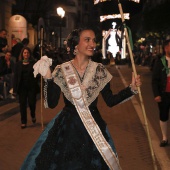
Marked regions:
[152,56,168,97]
[0,56,15,76]
[0,37,7,53]
[13,60,39,94]
[11,42,24,61]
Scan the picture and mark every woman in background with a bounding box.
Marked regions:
[13,47,39,129]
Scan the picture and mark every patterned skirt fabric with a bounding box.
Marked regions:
[20,107,117,170]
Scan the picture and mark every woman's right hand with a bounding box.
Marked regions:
[43,68,52,79]
[33,56,52,78]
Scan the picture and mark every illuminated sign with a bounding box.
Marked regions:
[130,0,140,3]
[102,22,126,59]
[94,0,140,5]
[100,13,130,22]
[94,0,111,5]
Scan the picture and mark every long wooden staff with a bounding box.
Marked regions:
[117,1,157,170]
[38,17,45,130]
[40,27,44,130]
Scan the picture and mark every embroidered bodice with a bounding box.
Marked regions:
[52,60,112,106]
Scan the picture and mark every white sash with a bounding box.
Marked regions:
[61,62,122,170]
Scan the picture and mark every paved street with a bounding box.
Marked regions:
[0,64,170,170]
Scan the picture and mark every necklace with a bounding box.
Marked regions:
[71,60,88,80]
[72,60,88,71]
[23,59,29,63]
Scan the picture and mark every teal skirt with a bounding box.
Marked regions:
[20,107,117,170]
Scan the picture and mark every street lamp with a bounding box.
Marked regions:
[57,7,65,50]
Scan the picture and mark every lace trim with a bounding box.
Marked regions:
[52,60,112,106]
[119,96,133,104]
[129,84,138,94]
[44,81,48,108]
[82,61,112,106]
[118,86,137,104]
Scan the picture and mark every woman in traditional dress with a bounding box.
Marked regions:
[21,28,141,170]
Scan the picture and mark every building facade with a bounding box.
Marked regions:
[0,0,100,50]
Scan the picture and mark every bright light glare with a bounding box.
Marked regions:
[130,0,140,3]
[57,7,65,18]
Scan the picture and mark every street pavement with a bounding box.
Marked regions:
[0,64,170,170]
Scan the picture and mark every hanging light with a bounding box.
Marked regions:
[57,7,65,18]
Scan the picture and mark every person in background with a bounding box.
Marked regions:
[32,43,41,61]
[0,50,15,99]
[152,39,170,147]
[20,27,141,170]
[115,51,121,67]
[12,38,29,62]
[0,29,8,57]
[13,47,39,129]
[0,80,4,100]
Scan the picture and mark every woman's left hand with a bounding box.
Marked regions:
[130,72,141,91]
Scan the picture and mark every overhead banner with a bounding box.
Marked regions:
[94,0,111,5]
[100,13,130,22]
[94,0,140,5]
[130,0,140,3]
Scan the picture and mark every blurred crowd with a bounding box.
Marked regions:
[0,28,67,101]
[0,28,161,102]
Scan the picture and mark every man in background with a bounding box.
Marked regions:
[152,39,170,147]
[0,29,8,57]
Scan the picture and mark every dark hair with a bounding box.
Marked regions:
[66,27,95,58]
[163,39,170,48]
[162,39,170,55]
[19,47,33,61]
[5,50,11,54]
[0,29,7,33]
[22,38,29,45]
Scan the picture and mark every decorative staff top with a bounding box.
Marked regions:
[94,0,140,5]
[94,0,110,5]
[100,13,129,22]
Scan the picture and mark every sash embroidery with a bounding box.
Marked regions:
[60,61,121,170]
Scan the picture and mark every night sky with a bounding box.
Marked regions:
[12,0,170,37]
[12,0,143,26]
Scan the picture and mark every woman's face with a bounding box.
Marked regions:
[5,52,11,60]
[23,49,30,60]
[165,42,170,56]
[0,31,7,38]
[77,30,96,57]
